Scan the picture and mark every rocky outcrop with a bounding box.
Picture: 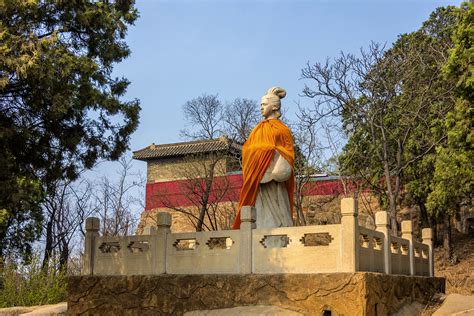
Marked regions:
[68,273,444,315]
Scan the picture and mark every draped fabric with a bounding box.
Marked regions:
[232,118,295,229]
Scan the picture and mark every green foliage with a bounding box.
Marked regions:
[0,209,7,225]
[0,1,140,260]
[444,2,474,100]
[0,176,44,261]
[427,99,473,218]
[403,153,436,226]
[0,254,67,307]
[339,6,458,220]
[427,3,474,219]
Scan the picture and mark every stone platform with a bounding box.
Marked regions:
[68,273,444,315]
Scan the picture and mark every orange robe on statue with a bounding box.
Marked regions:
[232,118,295,229]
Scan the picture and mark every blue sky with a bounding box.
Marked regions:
[115,0,457,153]
[94,0,458,190]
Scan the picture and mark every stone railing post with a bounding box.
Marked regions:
[156,212,171,274]
[240,206,256,274]
[375,211,392,274]
[422,228,434,277]
[83,217,100,275]
[401,220,414,276]
[341,198,359,272]
[157,212,172,234]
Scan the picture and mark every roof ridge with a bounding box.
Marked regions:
[133,137,229,154]
[153,138,223,148]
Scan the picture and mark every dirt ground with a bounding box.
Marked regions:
[434,230,474,295]
[0,302,66,315]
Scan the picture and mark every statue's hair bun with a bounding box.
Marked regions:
[267,87,286,99]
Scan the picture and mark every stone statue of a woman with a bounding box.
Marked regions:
[232,87,295,229]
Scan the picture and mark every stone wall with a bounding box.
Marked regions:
[68,273,445,315]
[304,194,380,229]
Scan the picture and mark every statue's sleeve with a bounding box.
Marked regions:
[260,151,292,183]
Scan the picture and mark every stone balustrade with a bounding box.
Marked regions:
[83,198,434,277]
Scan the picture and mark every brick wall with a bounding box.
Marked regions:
[147,156,229,183]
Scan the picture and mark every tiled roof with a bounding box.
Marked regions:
[133,136,242,161]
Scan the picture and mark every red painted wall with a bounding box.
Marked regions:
[145,174,346,211]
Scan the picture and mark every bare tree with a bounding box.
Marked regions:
[319,118,351,197]
[223,98,260,143]
[41,177,96,270]
[300,40,455,234]
[292,102,352,226]
[41,158,144,270]
[94,158,145,236]
[177,94,251,231]
[180,94,223,140]
[291,111,323,226]
[157,152,237,231]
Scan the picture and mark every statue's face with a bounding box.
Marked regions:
[260,96,278,118]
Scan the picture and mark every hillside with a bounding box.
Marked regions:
[434,230,474,295]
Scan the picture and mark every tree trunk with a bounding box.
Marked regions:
[383,162,398,235]
[42,216,54,269]
[418,201,430,228]
[197,204,206,232]
[59,241,69,272]
[389,196,398,236]
[432,220,440,247]
[443,214,453,262]
[197,176,213,232]
[295,200,306,226]
[294,182,306,226]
